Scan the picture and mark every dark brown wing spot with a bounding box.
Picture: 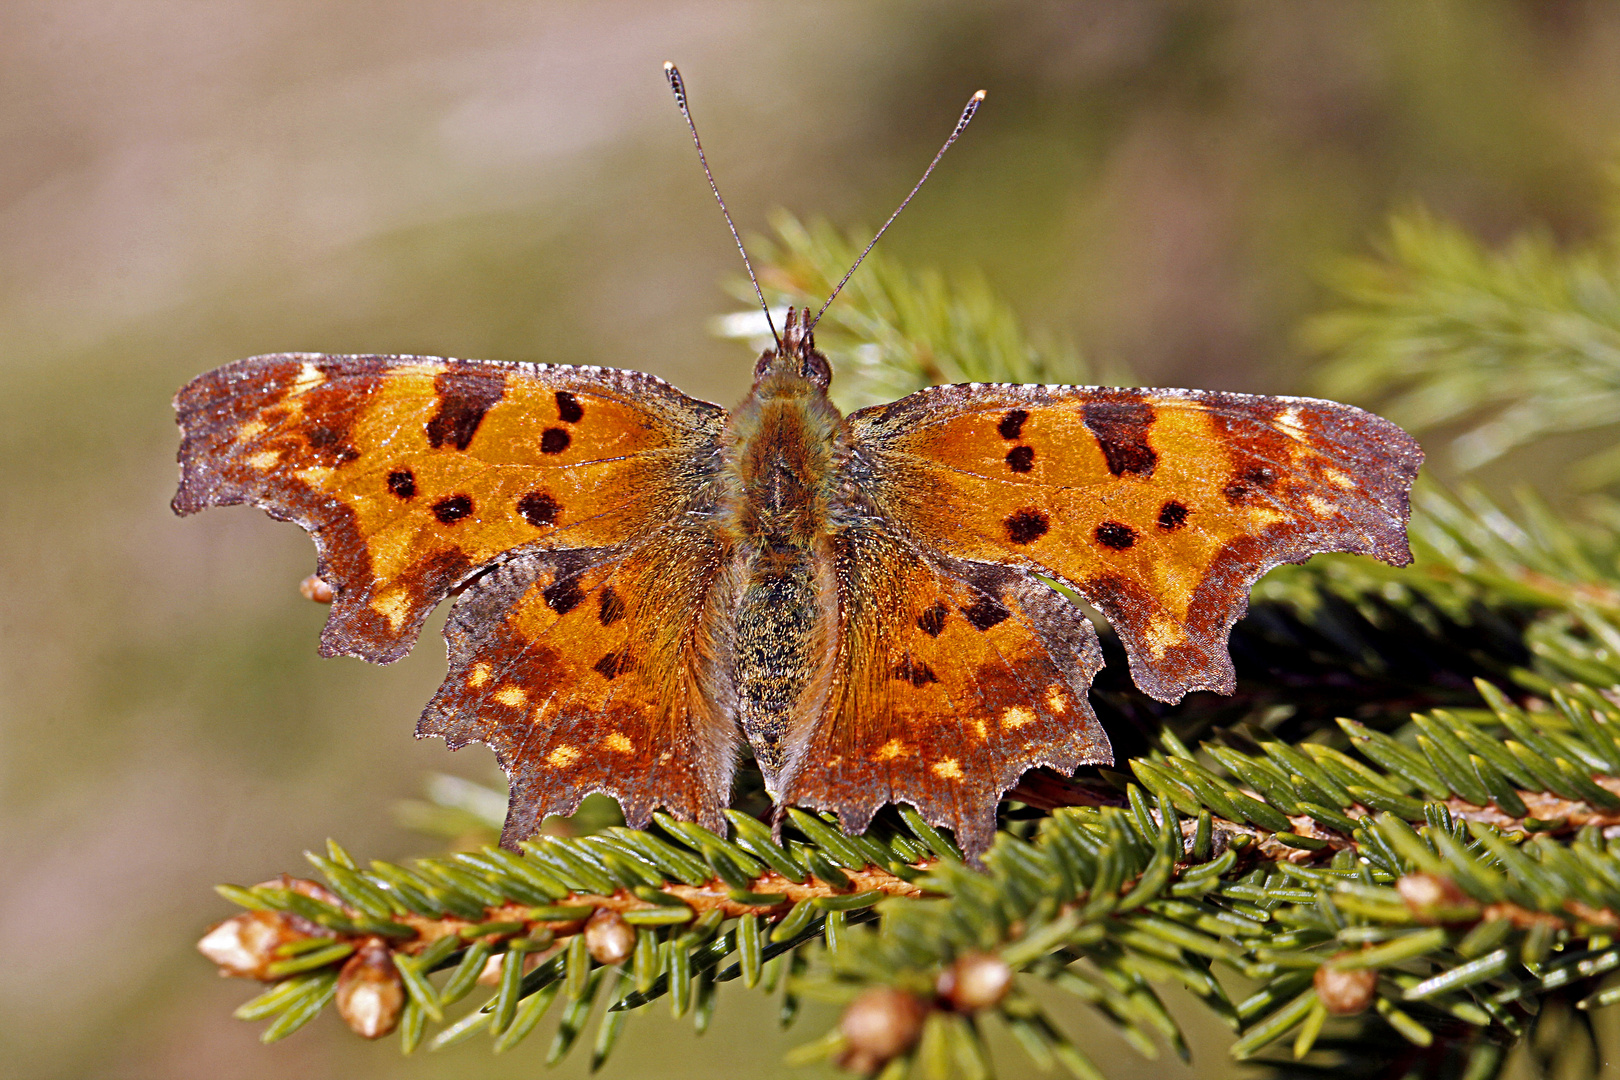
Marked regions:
[1223,465,1277,504]
[517,491,560,528]
[961,595,1010,631]
[432,494,473,523]
[425,371,505,451]
[543,575,585,615]
[540,428,571,455]
[892,655,939,686]
[555,391,584,423]
[1005,445,1035,473]
[593,650,632,679]
[1082,399,1157,478]
[311,355,388,381]
[997,409,1028,440]
[917,602,948,637]
[1157,500,1189,529]
[598,586,625,626]
[305,424,360,465]
[1095,521,1137,550]
[1004,508,1050,544]
[386,469,417,500]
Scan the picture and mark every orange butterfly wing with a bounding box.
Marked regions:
[174,353,736,833]
[848,385,1423,703]
[419,528,735,839]
[775,535,1108,856]
[173,354,724,661]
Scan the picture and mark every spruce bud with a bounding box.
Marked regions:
[936,952,1012,1011]
[197,911,308,980]
[1396,873,1478,922]
[336,940,404,1038]
[837,987,927,1074]
[1315,962,1379,1016]
[300,575,335,603]
[584,908,635,966]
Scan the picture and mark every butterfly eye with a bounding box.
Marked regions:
[753,353,775,378]
[802,351,831,389]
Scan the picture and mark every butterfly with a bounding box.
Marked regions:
[171,68,1422,860]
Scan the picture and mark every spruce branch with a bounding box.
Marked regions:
[201,671,1620,1074]
[199,810,938,1053]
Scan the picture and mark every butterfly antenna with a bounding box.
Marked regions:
[664,62,780,350]
[808,89,985,333]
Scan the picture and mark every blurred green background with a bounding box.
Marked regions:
[8,2,1620,1077]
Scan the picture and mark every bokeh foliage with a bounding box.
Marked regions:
[1307,203,1620,492]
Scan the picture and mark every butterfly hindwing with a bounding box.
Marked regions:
[775,529,1108,857]
[849,385,1422,703]
[419,522,736,839]
[173,353,725,662]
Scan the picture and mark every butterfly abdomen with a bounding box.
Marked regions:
[729,549,837,782]
[717,357,847,788]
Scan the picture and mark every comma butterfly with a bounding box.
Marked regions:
[172,66,1421,858]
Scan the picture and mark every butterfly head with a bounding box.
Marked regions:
[751,307,832,394]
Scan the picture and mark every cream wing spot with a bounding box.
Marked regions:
[1306,493,1336,517]
[246,450,280,471]
[290,362,325,396]
[371,591,413,632]
[493,686,527,708]
[1046,685,1068,713]
[547,745,581,767]
[1001,706,1035,731]
[932,758,964,780]
[236,418,267,442]
[605,732,633,753]
[468,663,492,688]
[1276,406,1308,439]
[873,739,907,762]
[1143,615,1190,659]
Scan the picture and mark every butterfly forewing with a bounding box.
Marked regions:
[173,353,726,662]
[848,385,1422,703]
